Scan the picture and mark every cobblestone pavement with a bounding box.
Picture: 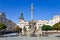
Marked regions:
[0,35,60,40]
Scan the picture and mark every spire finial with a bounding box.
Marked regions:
[19,13,24,20]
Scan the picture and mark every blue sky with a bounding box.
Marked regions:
[0,0,60,24]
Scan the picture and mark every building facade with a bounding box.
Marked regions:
[36,20,48,29]
[0,12,17,29]
[48,15,60,26]
[19,13,30,31]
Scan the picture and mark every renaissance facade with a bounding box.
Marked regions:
[0,12,17,30]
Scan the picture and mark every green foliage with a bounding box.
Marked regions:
[0,23,7,30]
[14,26,22,32]
[41,25,52,31]
[53,22,60,30]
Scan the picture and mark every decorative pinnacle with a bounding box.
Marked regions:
[19,13,24,20]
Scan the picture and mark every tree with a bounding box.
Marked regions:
[41,25,52,31]
[0,23,7,30]
[53,22,60,32]
[41,25,52,35]
[14,26,22,33]
[0,23,7,36]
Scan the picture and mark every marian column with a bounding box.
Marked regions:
[31,3,34,21]
[30,3,34,30]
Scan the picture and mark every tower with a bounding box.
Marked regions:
[31,3,34,21]
[19,13,24,22]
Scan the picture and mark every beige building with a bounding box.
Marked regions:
[36,20,48,29]
[0,12,17,29]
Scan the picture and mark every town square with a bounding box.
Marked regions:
[0,0,60,40]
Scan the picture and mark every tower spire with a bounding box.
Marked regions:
[31,3,34,21]
[19,13,24,20]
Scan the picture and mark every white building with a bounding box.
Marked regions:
[36,20,48,29]
[19,13,29,31]
[48,15,60,26]
[19,20,29,31]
